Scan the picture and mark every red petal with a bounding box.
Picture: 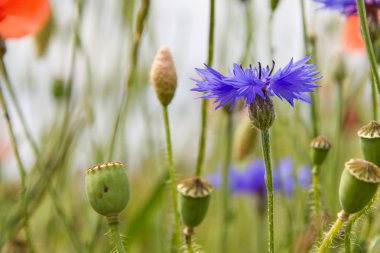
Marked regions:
[0,0,50,39]
[341,15,365,53]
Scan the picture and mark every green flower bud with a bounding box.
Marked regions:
[310,135,332,166]
[248,93,275,131]
[233,119,257,161]
[35,15,55,57]
[339,159,380,214]
[177,177,213,228]
[85,162,130,217]
[150,45,177,107]
[358,121,380,167]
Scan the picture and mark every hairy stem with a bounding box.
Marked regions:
[162,106,181,252]
[318,211,348,253]
[261,129,274,253]
[109,222,126,253]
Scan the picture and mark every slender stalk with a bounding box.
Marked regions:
[162,106,181,253]
[49,187,83,253]
[186,235,195,253]
[240,0,254,65]
[356,0,380,96]
[371,73,378,120]
[109,222,126,253]
[0,58,39,157]
[312,165,321,238]
[299,0,319,137]
[0,67,36,253]
[318,211,348,253]
[344,193,377,253]
[221,113,233,253]
[108,0,150,160]
[195,0,215,177]
[261,129,274,253]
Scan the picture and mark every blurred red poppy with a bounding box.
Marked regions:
[0,0,50,39]
[342,15,365,53]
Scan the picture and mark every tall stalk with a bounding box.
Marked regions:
[261,129,274,253]
[221,113,233,253]
[162,106,181,252]
[195,0,215,177]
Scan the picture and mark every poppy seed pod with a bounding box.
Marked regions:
[339,159,380,214]
[150,45,177,107]
[177,177,213,228]
[248,93,275,131]
[358,121,380,167]
[310,135,332,166]
[85,162,130,217]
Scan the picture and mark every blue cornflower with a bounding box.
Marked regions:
[192,56,320,110]
[314,0,380,16]
[208,157,311,197]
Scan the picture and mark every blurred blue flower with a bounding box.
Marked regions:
[192,56,320,109]
[297,165,312,188]
[314,0,380,16]
[208,157,311,197]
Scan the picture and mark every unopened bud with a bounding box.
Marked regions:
[150,45,177,106]
[248,93,275,131]
[233,119,257,161]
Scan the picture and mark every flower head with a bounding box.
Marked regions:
[0,0,51,39]
[192,56,320,110]
[314,0,380,16]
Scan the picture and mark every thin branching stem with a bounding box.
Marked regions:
[108,0,150,160]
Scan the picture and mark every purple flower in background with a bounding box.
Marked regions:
[314,0,380,16]
[297,165,312,188]
[192,56,320,109]
[276,157,295,197]
[208,157,311,197]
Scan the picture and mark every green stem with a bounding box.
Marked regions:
[109,222,126,253]
[312,165,321,238]
[195,0,215,177]
[371,73,378,121]
[261,129,274,253]
[162,106,181,253]
[221,113,233,253]
[49,187,83,253]
[344,193,377,253]
[318,211,348,253]
[299,0,319,137]
[356,0,380,96]
[108,0,150,160]
[0,58,39,157]
[0,62,36,253]
[186,235,195,253]
[240,0,254,65]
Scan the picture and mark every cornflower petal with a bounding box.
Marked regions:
[314,0,380,15]
[268,56,321,106]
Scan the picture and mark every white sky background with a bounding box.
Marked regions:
[0,0,368,178]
